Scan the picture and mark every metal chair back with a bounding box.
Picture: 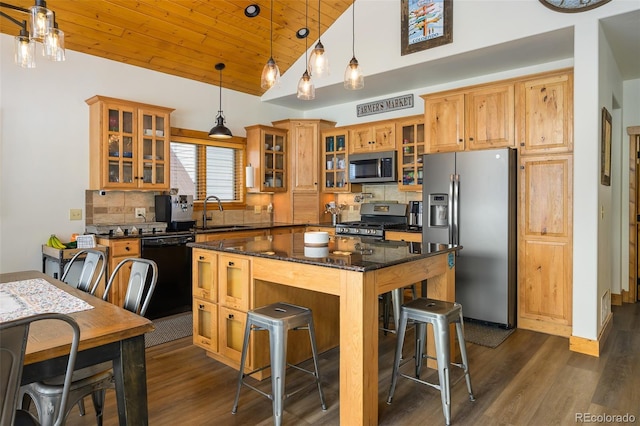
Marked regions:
[103,258,158,316]
[61,249,106,295]
[1,313,80,426]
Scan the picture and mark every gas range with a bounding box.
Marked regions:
[86,221,172,237]
[335,202,408,238]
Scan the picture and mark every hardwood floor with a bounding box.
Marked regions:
[62,302,640,425]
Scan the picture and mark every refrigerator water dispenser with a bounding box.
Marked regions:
[429,194,448,227]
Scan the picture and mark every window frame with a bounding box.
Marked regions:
[170,127,248,211]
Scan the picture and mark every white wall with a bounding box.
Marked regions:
[2,0,639,342]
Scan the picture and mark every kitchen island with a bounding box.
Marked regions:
[189,233,459,425]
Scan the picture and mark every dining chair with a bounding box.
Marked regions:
[60,249,107,295]
[20,258,158,426]
[1,313,80,426]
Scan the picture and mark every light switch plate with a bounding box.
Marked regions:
[69,208,82,221]
[135,208,146,218]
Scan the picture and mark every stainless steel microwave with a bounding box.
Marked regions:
[348,151,397,183]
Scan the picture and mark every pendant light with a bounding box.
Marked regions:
[209,63,233,139]
[344,0,363,90]
[1,0,65,68]
[260,0,280,89]
[308,0,329,78]
[297,0,315,100]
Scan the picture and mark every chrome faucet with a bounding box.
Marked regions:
[203,195,223,228]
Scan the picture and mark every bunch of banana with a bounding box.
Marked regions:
[47,234,67,249]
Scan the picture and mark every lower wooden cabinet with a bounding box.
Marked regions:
[218,306,248,366]
[193,299,217,351]
[95,237,140,306]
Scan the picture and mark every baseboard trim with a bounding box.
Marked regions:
[612,293,623,306]
[569,312,613,357]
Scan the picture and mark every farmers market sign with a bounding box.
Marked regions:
[356,94,414,117]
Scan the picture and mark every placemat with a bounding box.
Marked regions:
[0,278,94,322]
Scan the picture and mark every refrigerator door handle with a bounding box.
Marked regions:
[453,174,460,246]
[448,174,455,244]
[377,158,382,177]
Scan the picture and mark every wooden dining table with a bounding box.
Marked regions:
[0,270,155,425]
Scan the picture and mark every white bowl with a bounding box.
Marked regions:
[304,246,329,258]
[304,231,329,246]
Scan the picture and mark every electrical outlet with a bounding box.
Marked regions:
[69,208,82,221]
[254,205,262,214]
[135,208,146,218]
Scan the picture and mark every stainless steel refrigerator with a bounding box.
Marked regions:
[422,148,516,328]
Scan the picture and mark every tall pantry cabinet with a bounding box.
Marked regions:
[516,70,574,337]
[271,119,336,224]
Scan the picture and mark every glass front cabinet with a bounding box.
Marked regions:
[246,125,287,193]
[397,115,425,191]
[321,130,349,192]
[86,95,174,190]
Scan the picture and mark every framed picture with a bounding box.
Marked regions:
[601,107,612,186]
[401,0,453,56]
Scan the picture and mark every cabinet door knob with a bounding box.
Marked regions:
[125,247,130,251]
[228,261,235,266]
[199,255,205,260]
[458,139,463,143]
[228,314,234,319]
[469,137,474,141]
[199,304,204,309]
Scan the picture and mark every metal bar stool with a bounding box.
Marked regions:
[232,302,327,426]
[381,285,418,334]
[387,298,475,425]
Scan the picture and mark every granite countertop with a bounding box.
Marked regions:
[90,222,306,239]
[188,233,458,272]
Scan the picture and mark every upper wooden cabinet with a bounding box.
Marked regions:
[516,71,573,155]
[349,121,396,153]
[422,83,515,153]
[423,92,465,153]
[86,95,174,190]
[397,115,425,191]
[272,119,336,193]
[246,124,288,193]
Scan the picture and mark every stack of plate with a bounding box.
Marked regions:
[304,231,329,258]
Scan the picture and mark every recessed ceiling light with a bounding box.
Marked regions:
[244,4,260,17]
[296,27,309,39]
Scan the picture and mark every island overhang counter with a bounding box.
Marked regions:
[188,233,459,426]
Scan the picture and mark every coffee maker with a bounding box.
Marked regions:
[155,194,196,231]
[408,201,423,230]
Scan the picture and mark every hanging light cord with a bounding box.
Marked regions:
[269,0,273,57]
[351,0,355,58]
[305,0,309,68]
[317,0,321,41]
[218,67,223,116]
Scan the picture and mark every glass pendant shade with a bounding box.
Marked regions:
[297,70,315,100]
[308,40,329,78]
[344,57,363,90]
[261,57,280,89]
[29,2,53,39]
[43,26,65,61]
[15,32,35,68]
[209,114,233,139]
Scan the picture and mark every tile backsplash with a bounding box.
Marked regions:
[85,190,274,226]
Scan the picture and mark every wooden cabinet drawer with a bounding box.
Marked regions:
[110,239,140,257]
[193,299,218,352]
[219,254,250,311]
[193,249,217,301]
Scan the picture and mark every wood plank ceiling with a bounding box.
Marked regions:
[0,0,352,97]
